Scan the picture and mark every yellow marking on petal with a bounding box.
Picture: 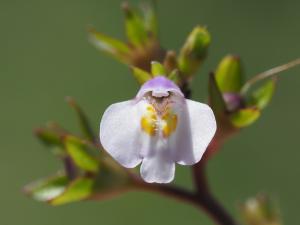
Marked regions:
[141,105,178,138]
[162,111,178,138]
[147,106,155,113]
[141,105,157,136]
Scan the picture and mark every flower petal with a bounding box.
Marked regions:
[100,100,145,168]
[174,99,216,165]
[140,149,175,183]
[136,76,184,99]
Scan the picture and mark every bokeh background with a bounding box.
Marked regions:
[1,0,299,224]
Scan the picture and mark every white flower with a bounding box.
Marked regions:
[100,76,216,183]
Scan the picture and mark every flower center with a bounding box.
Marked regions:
[140,96,178,138]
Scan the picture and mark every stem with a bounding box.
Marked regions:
[193,144,237,225]
[132,168,237,225]
[63,156,77,180]
[241,58,300,93]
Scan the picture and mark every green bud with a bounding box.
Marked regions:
[122,2,148,46]
[178,26,211,76]
[151,61,166,76]
[215,55,244,93]
[141,2,158,38]
[131,66,152,84]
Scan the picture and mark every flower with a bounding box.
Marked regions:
[100,76,216,183]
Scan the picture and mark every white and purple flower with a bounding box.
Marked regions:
[100,76,216,183]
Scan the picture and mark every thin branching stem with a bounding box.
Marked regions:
[132,177,237,225]
[241,58,300,94]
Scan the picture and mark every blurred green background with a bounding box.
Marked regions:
[1,0,299,224]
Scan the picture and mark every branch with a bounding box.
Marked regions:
[132,173,237,225]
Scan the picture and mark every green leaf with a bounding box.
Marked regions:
[24,173,68,202]
[141,3,157,37]
[151,61,166,76]
[215,55,243,93]
[131,66,152,84]
[208,73,227,116]
[122,3,148,46]
[178,26,211,76]
[230,107,260,127]
[35,127,63,147]
[249,79,276,109]
[64,136,99,173]
[66,97,95,141]
[88,28,130,62]
[50,177,94,206]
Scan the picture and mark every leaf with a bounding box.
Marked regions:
[35,127,63,147]
[131,66,152,84]
[178,26,211,75]
[208,73,227,116]
[24,173,69,202]
[249,79,276,109]
[65,97,95,141]
[215,55,244,93]
[88,28,130,62]
[64,136,99,173]
[122,3,148,46]
[50,177,94,206]
[230,107,260,127]
[141,2,158,37]
[151,61,166,76]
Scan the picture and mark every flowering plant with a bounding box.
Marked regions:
[24,2,299,225]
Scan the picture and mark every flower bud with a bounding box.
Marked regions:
[178,26,211,76]
[215,55,243,93]
[241,194,282,225]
